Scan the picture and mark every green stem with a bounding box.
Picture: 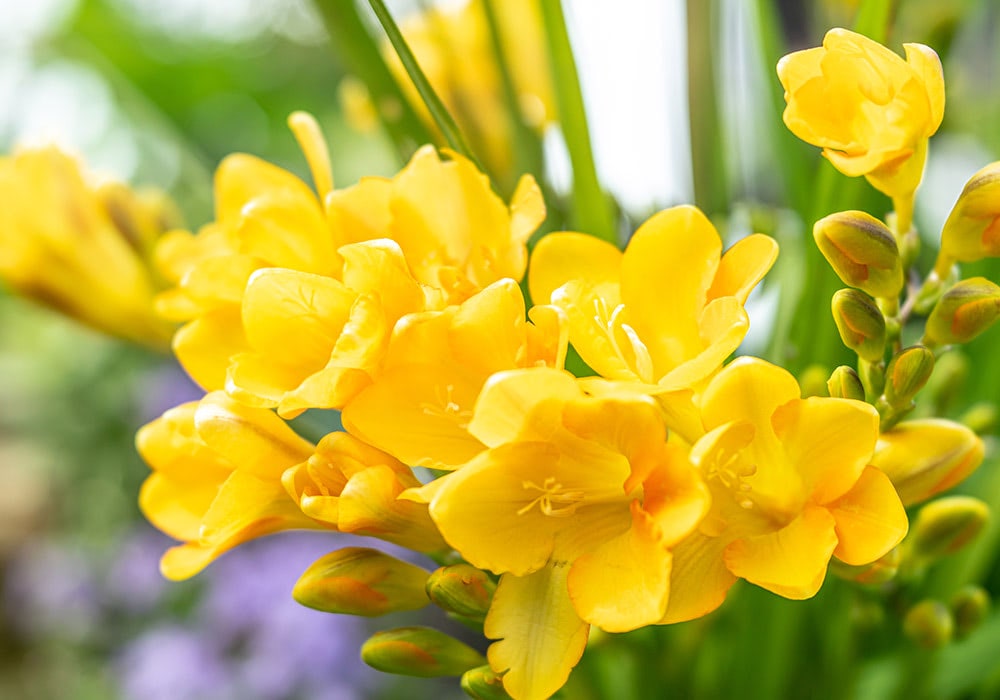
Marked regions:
[686,0,728,217]
[311,0,433,159]
[539,0,616,243]
[367,0,481,168]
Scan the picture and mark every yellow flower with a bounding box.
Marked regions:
[381,0,554,186]
[136,391,321,580]
[937,161,1000,273]
[342,278,567,469]
[528,205,777,392]
[158,111,544,401]
[0,147,178,349]
[871,419,985,506]
[282,432,447,553]
[407,367,709,699]
[778,28,944,202]
[662,357,908,623]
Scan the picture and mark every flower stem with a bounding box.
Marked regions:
[539,0,616,243]
[367,0,482,169]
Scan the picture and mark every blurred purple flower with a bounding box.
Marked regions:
[117,625,235,700]
[135,362,203,422]
[104,526,173,613]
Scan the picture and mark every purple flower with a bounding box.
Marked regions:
[116,625,234,700]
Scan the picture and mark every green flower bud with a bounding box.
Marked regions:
[813,211,903,297]
[950,585,990,640]
[832,289,886,362]
[831,547,899,584]
[361,626,486,677]
[904,600,954,649]
[925,277,1000,346]
[909,496,990,561]
[884,346,934,409]
[799,364,831,398]
[461,665,511,699]
[827,366,866,401]
[426,564,496,620]
[960,402,998,435]
[293,547,429,617]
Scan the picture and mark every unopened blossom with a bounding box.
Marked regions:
[407,367,709,699]
[778,28,944,203]
[662,357,908,623]
[0,147,178,348]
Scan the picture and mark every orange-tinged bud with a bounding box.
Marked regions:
[904,600,954,649]
[426,564,496,620]
[813,212,903,298]
[293,547,430,616]
[924,277,1000,346]
[361,626,486,677]
[832,289,886,362]
[909,496,989,561]
[940,162,1000,264]
[884,346,934,409]
[827,366,865,401]
[461,665,512,699]
[872,419,984,506]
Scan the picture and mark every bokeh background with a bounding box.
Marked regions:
[1,0,999,698]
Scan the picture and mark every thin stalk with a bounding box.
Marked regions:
[686,0,728,217]
[311,0,433,159]
[539,0,616,243]
[367,0,481,167]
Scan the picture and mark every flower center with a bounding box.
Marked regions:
[516,476,585,517]
[702,443,758,510]
[419,384,472,429]
[592,297,654,383]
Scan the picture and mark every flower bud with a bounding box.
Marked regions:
[361,626,486,677]
[961,402,998,435]
[831,547,899,585]
[925,277,1000,346]
[813,211,903,298]
[871,419,984,506]
[940,161,1000,264]
[904,600,954,649]
[831,289,886,362]
[461,665,512,699]
[293,547,430,617]
[884,346,934,409]
[799,364,831,398]
[951,585,990,640]
[909,496,989,561]
[426,564,496,620]
[827,366,866,401]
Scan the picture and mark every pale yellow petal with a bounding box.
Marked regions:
[467,367,580,447]
[172,309,247,391]
[527,231,621,308]
[903,43,945,136]
[707,233,779,304]
[659,532,736,624]
[827,466,908,566]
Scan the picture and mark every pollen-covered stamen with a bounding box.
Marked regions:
[592,298,655,383]
[419,384,473,429]
[702,443,758,509]
[516,476,585,517]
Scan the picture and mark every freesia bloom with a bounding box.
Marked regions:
[282,432,447,553]
[157,112,544,404]
[342,278,567,469]
[0,147,177,349]
[871,419,984,506]
[662,357,908,623]
[407,367,709,699]
[137,391,322,580]
[528,205,777,392]
[778,28,944,201]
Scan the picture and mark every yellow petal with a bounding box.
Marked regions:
[621,206,721,363]
[771,396,879,504]
[707,233,779,304]
[485,566,589,700]
[724,505,837,599]
[242,267,355,370]
[194,391,314,480]
[527,231,621,308]
[215,153,315,224]
[326,175,392,245]
[138,473,219,542]
[827,466,908,566]
[425,443,565,575]
[449,279,528,375]
[172,308,247,390]
[659,532,736,624]
[339,239,433,320]
[903,43,945,136]
[509,174,546,244]
[658,296,748,391]
[342,365,485,469]
[237,194,339,276]
[568,501,672,632]
[467,367,580,447]
[288,111,335,197]
[226,351,306,408]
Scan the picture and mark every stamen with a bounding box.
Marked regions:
[592,298,655,383]
[516,476,584,517]
[418,384,472,429]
